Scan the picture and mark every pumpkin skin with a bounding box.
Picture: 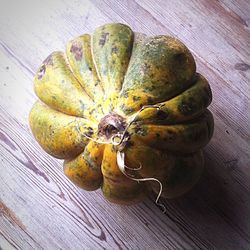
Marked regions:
[29,23,214,204]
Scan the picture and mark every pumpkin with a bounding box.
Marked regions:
[29,23,214,206]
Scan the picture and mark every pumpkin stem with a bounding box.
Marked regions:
[98,112,128,142]
[75,104,167,212]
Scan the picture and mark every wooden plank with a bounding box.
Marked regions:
[0,42,198,249]
[219,0,250,23]
[0,0,250,249]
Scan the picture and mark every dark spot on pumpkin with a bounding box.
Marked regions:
[155,133,161,138]
[174,52,186,65]
[37,65,46,80]
[165,129,176,141]
[134,127,147,136]
[144,85,154,93]
[121,91,129,98]
[132,96,141,101]
[234,63,250,71]
[147,97,154,104]
[126,140,134,147]
[179,97,197,115]
[70,42,83,61]
[119,104,135,114]
[111,46,119,53]
[43,54,53,66]
[141,63,151,75]
[97,104,104,114]
[156,110,168,120]
[76,173,83,178]
[99,32,109,47]
[79,100,86,111]
[86,127,94,137]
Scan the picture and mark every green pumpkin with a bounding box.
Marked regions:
[29,23,214,205]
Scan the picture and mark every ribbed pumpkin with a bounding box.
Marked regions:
[29,23,214,205]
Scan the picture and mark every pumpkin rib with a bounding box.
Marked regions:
[120,35,196,105]
[63,141,104,191]
[91,23,134,102]
[117,36,197,117]
[29,101,96,159]
[128,109,214,154]
[117,32,147,97]
[133,73,212,125]
[64,54,95,104]
[34,51,95,119]
[116,74,198,117]
[101,144,146,204]
[90,33,104,95]
[151,150,204,199]
[65,34,105,103]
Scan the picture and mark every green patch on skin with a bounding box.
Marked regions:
[84,149,99,170]
[111,46,119,53]
[163,129,177,142]
[99,32,110,47]
[122,36,196,103]
[156,110,169,120]
[119,104,135,114]
[132,95,141,101]
[178,97,198,116]
[92,23,134,96]
[79,100,86,111]
[155,133,161,138]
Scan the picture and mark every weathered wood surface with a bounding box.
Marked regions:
[0,0,250,249]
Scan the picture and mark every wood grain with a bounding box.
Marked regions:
[0,0,249,249]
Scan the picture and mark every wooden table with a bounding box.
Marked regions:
[1,0,249,249]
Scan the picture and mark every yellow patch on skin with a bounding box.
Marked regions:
[34,52,95,119]
[29,101,96,159]
[129,110,214,154]
[64,141,104,190]
[101,144,146,204]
